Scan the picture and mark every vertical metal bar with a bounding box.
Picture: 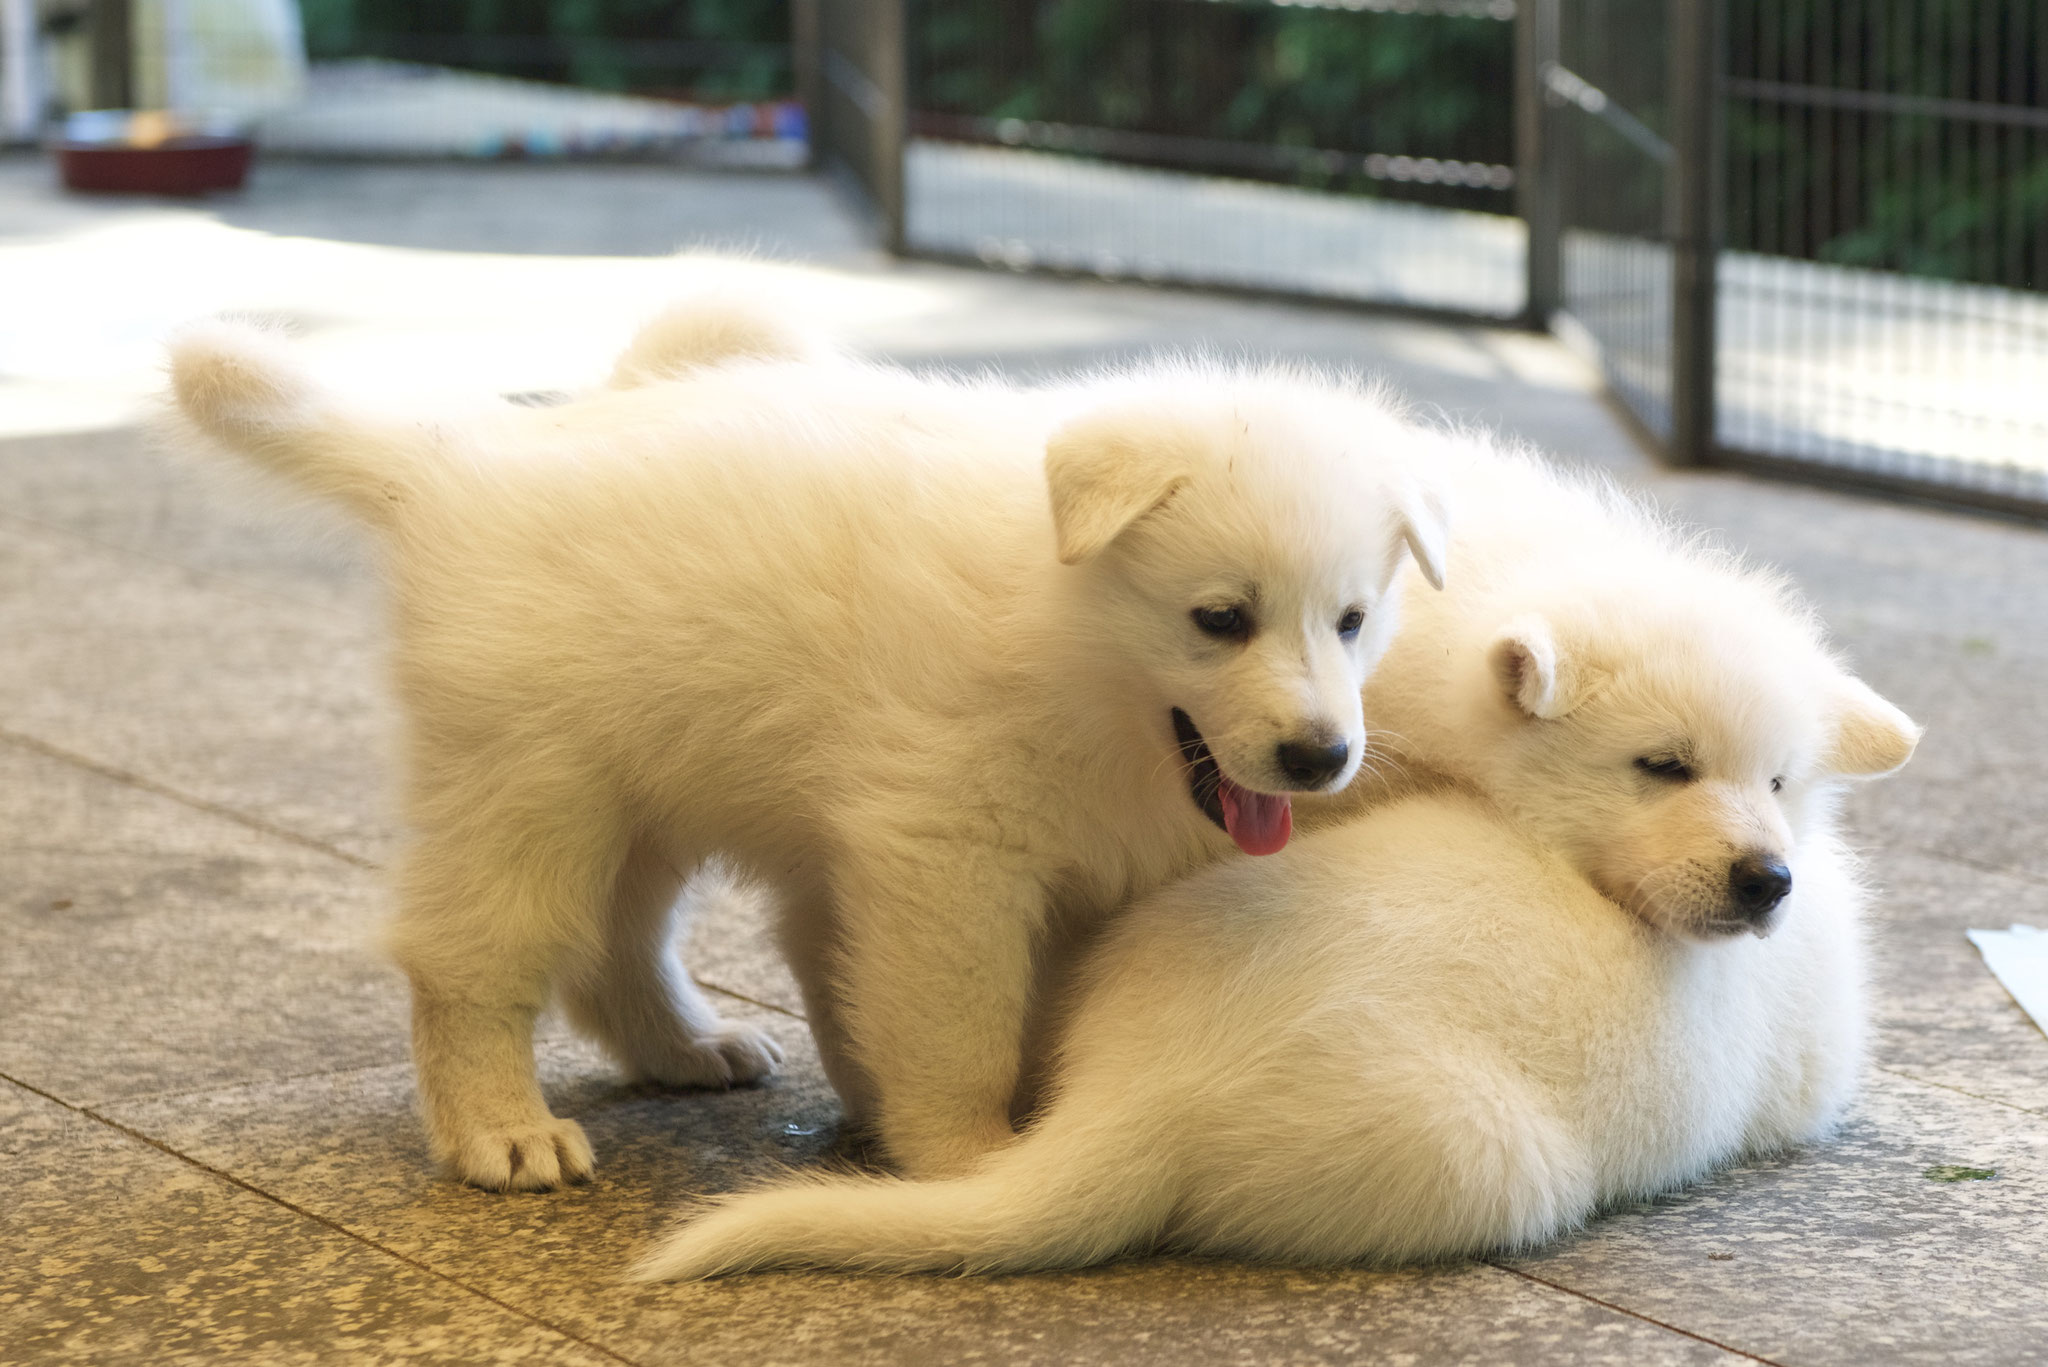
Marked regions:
[1667,0,1724,466]
[792,0,824,172]
[870,0,907,253]
[88,0,133,110]
[1516,0,1562,328]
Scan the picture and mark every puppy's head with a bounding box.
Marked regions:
[1468,570,1918,939]
[1045,373,1447,857]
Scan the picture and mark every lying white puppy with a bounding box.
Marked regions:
[1327,437,1919,940]
[637,443,1919,1278]
[166,307,1446,1189]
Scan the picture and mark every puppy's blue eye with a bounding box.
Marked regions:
[1635,756,1694,783]
[1192,606,1249,639]
[1338,607,1366,637]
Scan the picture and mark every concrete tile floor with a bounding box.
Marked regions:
[2,157,2044,1366]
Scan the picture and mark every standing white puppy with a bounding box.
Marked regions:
[166,310,1446,1188]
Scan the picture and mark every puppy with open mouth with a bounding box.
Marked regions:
[1173,707,1296,855]
[165,297,1446,1188]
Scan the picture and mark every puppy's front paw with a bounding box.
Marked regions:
[452,1118,595,1192]
[707,1023,787,1085]
[634,1024,786,1090]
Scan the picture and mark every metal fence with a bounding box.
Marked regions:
[24,1,2041,514]
[802,0,907,244]
[1712,0,2048,511]
[1541,0,2048,514]
[810,0,2048,519]
[896,0,1527,321]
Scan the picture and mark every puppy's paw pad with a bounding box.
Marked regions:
[453,1118,595,1192]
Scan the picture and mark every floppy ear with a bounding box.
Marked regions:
[1391,480,1449,591]
[1043,410,1191,565]
[1825,674,1921,776]
[1488,614,1579,720]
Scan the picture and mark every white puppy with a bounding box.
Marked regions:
[1318,435,1920,939]
[637,441,1920,1279]
[166,307,1447,1189]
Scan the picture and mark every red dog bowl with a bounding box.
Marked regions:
[57,136,254,195]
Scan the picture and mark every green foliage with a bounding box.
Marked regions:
[299,0,791,100]
[296,0,358,51]
[296,0,2047,287]
[920,0,2045,287]
[916,0,1512,155]
[911,0,1514,210]
[1724,0,2047,287]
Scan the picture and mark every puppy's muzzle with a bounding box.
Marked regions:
[1728,854,1792,930]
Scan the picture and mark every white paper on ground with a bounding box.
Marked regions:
[1967,924,2048,1037]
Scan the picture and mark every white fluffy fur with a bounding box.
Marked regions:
[164,301,1446,1189]
[1314,436,1920,940]
[636,435,1921,1280]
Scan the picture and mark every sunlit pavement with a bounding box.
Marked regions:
[3,152,2044,1367]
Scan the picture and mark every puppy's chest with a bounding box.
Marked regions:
[852,708,1221,892]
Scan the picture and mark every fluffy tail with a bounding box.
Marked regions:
[607,292,827,389]
[632,1102,1178,1281]
[165,320,427,529]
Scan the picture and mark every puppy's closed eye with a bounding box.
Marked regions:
[1634,755,1694,783]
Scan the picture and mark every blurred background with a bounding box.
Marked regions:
[1,0,2043,516]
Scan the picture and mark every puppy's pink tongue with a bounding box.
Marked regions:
[1219,779,1292,856]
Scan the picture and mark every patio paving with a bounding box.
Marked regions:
[2,154,2045,1366]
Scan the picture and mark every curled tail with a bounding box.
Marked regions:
[633,1102,1178,1281]
[607,292,827,390]
[166,320,430,529]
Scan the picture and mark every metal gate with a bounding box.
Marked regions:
[798,0,908,248]
[1535,0,1718,461]
[797,1,2048,519]
[1539,0,2048,516]
[896,0,1527,323]
[1711,0,2048,514]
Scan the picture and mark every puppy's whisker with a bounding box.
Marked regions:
[1618,864,1691,919]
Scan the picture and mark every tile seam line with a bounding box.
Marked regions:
[0,725,808,1023]
[1876,1064,2048,1118]
[0,1066,649,1367]
[699,983,806,1021]
[78,985,806,1111]
[0,724,377,869]
[81,1056,416,1111]
[1481,1263,1787,1366]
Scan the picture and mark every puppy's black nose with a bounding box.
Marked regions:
[1276,738,1349,788]
[1729,855,1793,920]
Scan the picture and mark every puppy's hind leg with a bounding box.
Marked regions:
[560,848,785,1089]
[388,808,627,1192]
